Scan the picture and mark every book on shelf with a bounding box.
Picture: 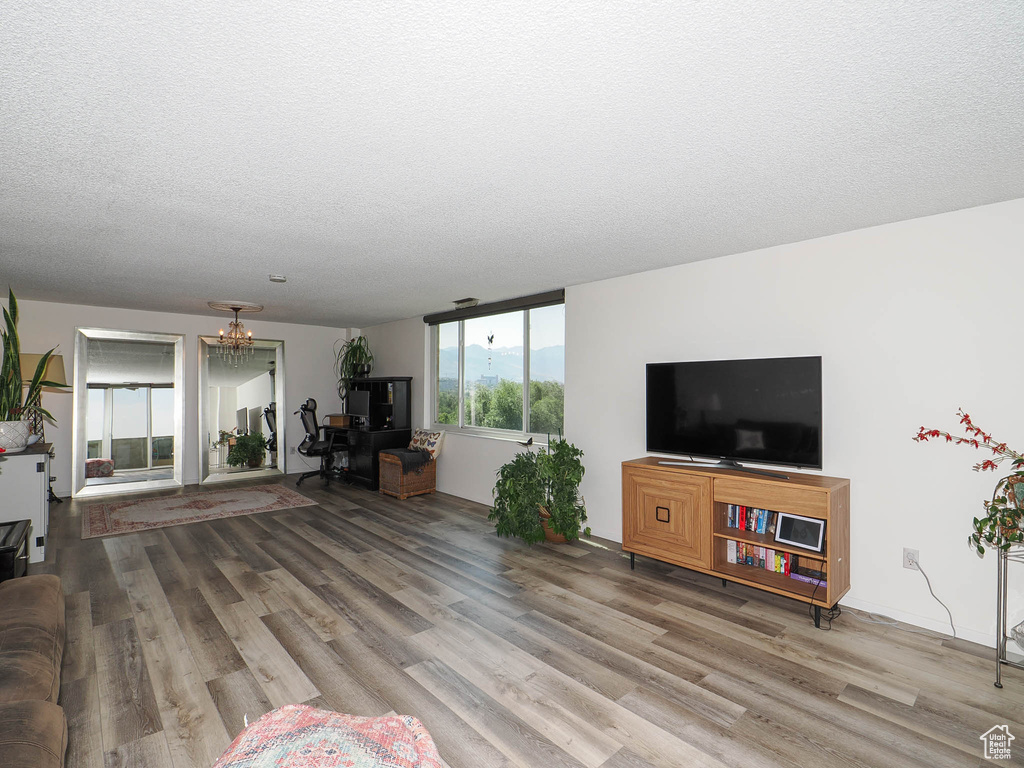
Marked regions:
[725,505,777,535]
[725,539,796,575]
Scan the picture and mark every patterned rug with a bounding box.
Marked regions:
[81,484,317,539]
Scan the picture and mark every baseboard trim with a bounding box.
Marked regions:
[840,595,992,648]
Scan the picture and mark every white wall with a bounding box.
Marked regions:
[9,299,348,492]
[362,315,528,498]
[236,372,273,434]
[362,316,429,429]
[362,197,1024,645]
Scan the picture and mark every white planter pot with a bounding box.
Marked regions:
[0,420,31,453]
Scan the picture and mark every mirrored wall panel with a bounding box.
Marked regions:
[199,337,285,484]
[72,328,185,497]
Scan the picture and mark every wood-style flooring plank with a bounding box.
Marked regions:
[410,627,623,768]
[329,633,515,768]
[212,601,320,707]
[121,568,232,768]
[205,516,281,572]
[162,525,244,608]
[261,608,392,716]
[406,658,589,768]
[837,683,1023,763]
[206,668,275,741]
[93,617,163,750]
[62,590,96,685]
[260,567,357,642]
[213,556,291,616]
[61,675,104,768]
[446,597,638,701]
[698,670,963,768]
[103,732,175,768]
[102,535,151,588]
[50,474,1024,768]
[160,581,246,681]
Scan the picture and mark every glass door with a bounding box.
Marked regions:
[72,329,185,497]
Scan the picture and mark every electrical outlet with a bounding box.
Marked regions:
[903,547,919,570]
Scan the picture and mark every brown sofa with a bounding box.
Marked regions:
[0,575,67,768]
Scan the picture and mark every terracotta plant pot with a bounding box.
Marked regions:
[539,507,568,544]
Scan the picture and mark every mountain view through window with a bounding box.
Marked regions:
[435,304,564,435]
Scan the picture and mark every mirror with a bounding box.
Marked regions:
[199,336,285,484]
[72,328,185,498]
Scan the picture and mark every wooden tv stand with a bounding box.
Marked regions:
[622,457,850,626]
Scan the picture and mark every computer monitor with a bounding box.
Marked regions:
[347,390,370,418]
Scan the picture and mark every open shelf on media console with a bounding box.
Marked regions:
[712,529,827,562]
[714,560,828,602]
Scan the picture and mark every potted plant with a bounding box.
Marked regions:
[226,432,269,468]
[489,437,590,543]
[214,429,236,447]
[1,289,66,453]
[915,409,1024,554]
[334,336,374,405]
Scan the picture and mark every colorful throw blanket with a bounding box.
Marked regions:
[212,705,444,768]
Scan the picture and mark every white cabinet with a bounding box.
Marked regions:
[0,442,50,563]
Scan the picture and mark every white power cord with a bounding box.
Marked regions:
[907,551,957,640]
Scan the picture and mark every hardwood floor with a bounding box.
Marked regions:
[37,475,1024,767]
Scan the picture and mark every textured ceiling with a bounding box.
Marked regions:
[2,2,1022,328]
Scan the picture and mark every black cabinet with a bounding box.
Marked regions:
[348,377,412,431]
[0,520,30,582]
[346,428,411,489]
[336,376,414,490]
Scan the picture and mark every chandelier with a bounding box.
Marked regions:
[208,301,263,365]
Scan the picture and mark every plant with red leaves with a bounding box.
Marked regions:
[915,409,1024,555]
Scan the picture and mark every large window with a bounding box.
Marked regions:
[432,298,564,437]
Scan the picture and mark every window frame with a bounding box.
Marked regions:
[429,303,562,441]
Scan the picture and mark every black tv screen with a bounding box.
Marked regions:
[646,356,822,469]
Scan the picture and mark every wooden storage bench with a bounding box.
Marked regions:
[378,451,436,500]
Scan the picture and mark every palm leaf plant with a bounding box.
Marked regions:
[1,288,66,423]
[334,335,374,403]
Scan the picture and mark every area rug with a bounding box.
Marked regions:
[81,485,317,539]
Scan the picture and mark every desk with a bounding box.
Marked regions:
[324,427,411,491]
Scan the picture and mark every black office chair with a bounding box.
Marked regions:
[295,398,337,487]
[263,403,278,453]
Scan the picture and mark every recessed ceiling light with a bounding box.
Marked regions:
[269,274,287,283]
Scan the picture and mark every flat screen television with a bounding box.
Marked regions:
[646,356,822,470]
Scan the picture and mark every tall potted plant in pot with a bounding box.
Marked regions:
[334,335,374,408]
[489,437,590,544]
[1,289,66,453]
